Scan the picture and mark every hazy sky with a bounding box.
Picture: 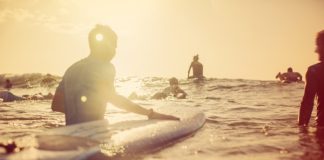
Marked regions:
[0,0,323,80]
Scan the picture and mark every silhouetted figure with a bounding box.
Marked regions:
[188,55,204,80]
[151,77,187,100]
[298,30,324,126]
[51,24,179,125]
[0,91,53,102]
[275,67,303,83]
[4,79,12,90]
[0,91,25,102]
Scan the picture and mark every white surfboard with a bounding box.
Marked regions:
[4,106,205,160]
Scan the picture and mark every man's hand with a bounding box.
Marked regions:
[148,111,180,121]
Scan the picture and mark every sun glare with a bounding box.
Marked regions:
[81,96,87,102]
[96,34,104,41]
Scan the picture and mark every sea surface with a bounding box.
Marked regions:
[0,73,321,160]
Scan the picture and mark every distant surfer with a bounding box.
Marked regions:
[0,91,53,102]
[275,67,303,83]
[51,24,179,125]
[4,79,13,90]
[187,54,205,80]
[0,91,25,102]
[151,77,187,99]
[298,30,324,126]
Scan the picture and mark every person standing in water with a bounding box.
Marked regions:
[4,79,13,90]
[275,67,303,83]
[51,24,179,125]
[298,30,324,126]
[187,54,204,80]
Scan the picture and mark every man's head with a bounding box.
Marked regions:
[316,30,324,61]
[287,67,293,72]
[169,77,179,87]
[193,55,199,61]
[88,24,117,61]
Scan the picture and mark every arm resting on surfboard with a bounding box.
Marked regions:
[108,94,180,120]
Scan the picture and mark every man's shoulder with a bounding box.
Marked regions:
[293,72,302,76]
[308,62,323,72]
[66,58,88,70]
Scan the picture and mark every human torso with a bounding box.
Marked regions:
[191,61,203,78]
[281,72,300,82]
[62,56,115,125]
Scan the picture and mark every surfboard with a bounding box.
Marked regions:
[4,106,205,160]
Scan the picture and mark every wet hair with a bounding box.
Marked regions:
[317,30,324,61]
[193,55,199,61]
[287,67,293,72]
[169,77,179,85]
[317,30,324,47]
[88,24,117,53]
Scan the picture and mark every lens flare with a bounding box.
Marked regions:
[81,96,87,102]
[96,34,103,41]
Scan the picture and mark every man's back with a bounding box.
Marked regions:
[191,61,203,78]
[61,56,115,125]
[282,72,301,82]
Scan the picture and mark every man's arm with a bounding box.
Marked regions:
[298,68,317,125]
[187,63,192,78]
[297,73,303,81]
[108,94,179,120]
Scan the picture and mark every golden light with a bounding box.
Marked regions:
[96,34,104,41]
[81,96,87,102]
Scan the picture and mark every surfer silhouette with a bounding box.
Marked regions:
[151,77,187,99]
[275,67,302,83]
[298,30,324,126]
[187,54,204,80]
[4,79,12,90]
[51,24,179,125]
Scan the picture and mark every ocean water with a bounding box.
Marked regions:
[0,74,320,160]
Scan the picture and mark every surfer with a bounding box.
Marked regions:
[298,30,324,126]
[0,91,26,102]
[4,79,13,90]
[275,67,303,83]
[51,24,179,125]
[0,91,53,102]
[151,77,187,99]
[187,54,204,80]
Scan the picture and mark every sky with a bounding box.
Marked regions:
[0,0,323,80]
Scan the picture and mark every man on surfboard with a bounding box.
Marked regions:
[298,30,324,126]
[51,24,179,125]
[151,77,187,99]
[275,67,303,83]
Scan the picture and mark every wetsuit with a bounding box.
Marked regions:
[299,62,324,126]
